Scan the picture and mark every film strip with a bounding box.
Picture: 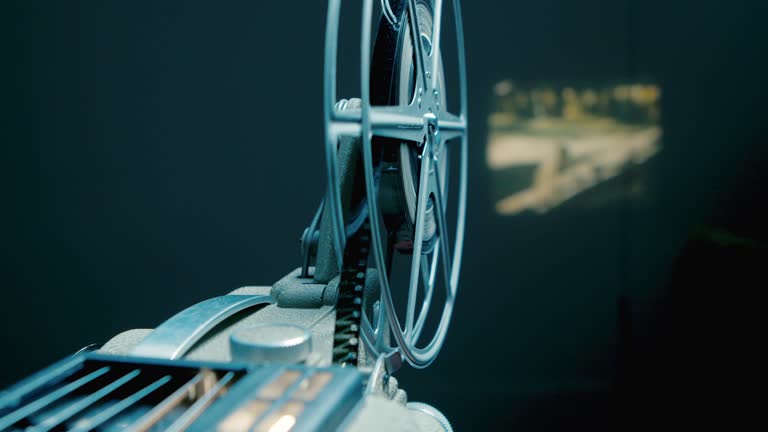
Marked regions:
[331,220,372,366]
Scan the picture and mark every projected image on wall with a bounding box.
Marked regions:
[487,81,662,215]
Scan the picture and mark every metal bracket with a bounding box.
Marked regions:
[130,295,273,360]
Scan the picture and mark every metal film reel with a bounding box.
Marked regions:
[324,0,468,369]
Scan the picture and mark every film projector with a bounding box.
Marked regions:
[0,0,468,430]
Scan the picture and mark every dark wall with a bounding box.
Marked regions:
[1,1,766,430]
[1,0,329,372]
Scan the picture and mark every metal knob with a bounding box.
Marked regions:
[230,323,312,364]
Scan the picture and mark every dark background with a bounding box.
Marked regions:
[1,0,767,430]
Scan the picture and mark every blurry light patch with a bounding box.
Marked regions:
[256,401,304,432]
[267,415,297,432]
[487,81,662,215]
[218,400,270,432]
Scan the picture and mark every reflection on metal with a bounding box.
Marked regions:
[126,371,207,432]
[0,366,111,430]
[230,324,313,365]
[131,295,273,360]
[487,81,662,215]
[164,371,235,432]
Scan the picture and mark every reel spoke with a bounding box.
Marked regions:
[404,151,433,340]
[375,294,389,346]
[331,105,430,143]
[438,111,466,141]
[370,105,426,142]
[361,314,376,346]
[429,0,444,90]
[329,119,363,137]
[324,129,346,269]
[412,252,437,342]
[406,0,429,87]
[361,299,391,356]
[430,167,454,298]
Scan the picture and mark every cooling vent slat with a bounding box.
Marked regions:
[124,372,204,432]
[69,374,172,432]
[30,369,141,432]
[163,371,235,432]
[0,366,111,430]
[0,355,85,413]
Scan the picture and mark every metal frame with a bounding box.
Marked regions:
[324,0,468,368]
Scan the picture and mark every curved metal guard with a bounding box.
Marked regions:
[130,295,273,360]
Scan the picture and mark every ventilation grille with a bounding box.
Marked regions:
[0,353,363,431]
